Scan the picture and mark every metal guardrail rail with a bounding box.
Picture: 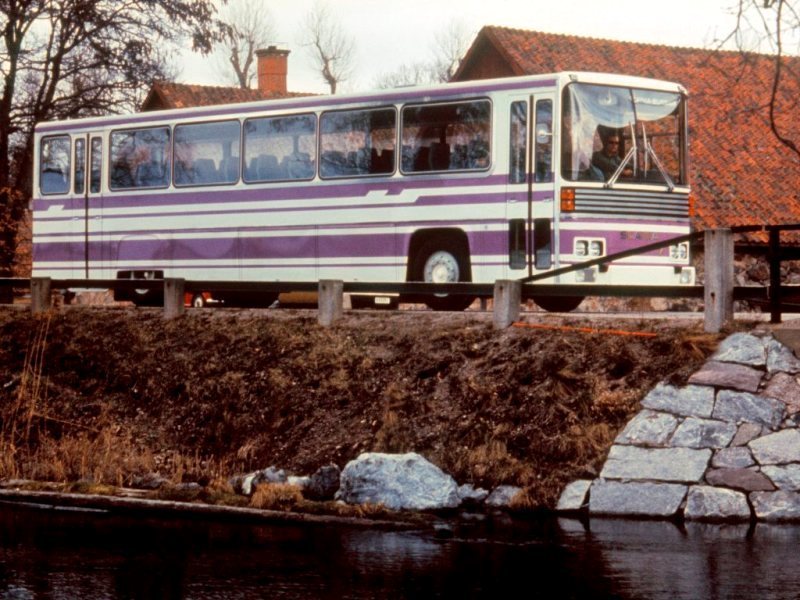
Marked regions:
[2,224,800,329]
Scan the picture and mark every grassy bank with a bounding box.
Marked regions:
[0,306,722,510]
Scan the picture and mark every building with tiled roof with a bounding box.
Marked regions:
[453,26,800,242]
[141,46,308,111]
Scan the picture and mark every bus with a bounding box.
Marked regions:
[32,71,693,311]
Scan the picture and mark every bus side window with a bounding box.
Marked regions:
[40,135,71,195]
[90,138,102,193]
[109,126,170,190]
[401,99,491,174]
[534,99,553,183]
[74,138,86,195]
[509,101,527,184]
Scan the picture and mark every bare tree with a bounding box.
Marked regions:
[302,1,355,94]
[374,19,473,89]
[216,0,277,89]
[0,0,223,278]
[718,0,800,159]
[430,20,473,83]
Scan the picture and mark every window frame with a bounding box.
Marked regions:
[399,97,493,176]
[108,125,172,191]
[39,134,72,196]
[318,106,398,180]
[173,118,243,188]
[242,112,319,185]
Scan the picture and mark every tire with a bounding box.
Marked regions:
[411,237,474,311]
[191,294,206,308]
[532,295,585,313]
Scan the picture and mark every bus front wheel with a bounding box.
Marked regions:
[411,238,474,311]
[532,295,584,313]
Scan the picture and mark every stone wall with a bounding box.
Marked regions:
[558,331,800,521]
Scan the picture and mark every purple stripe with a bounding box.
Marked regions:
[33,174,516,212]
[33,227,686,269]
[36,78,557,134]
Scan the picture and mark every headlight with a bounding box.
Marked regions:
[575,240,588,257]
[590,241,604,256]
[669,243,689,261]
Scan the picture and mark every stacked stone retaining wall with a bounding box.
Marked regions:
[558,331,800,521]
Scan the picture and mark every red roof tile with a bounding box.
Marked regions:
[454,26,800,241]
[141,81,308,112]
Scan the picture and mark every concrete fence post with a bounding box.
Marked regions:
[31,277,52,314]
[493,279,521,329]
[164,278,185,319]
[318,280,343,327]
[704,228,734,333]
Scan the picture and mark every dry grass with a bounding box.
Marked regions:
[250,482,304,511]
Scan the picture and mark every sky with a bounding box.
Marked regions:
[177,0,768,94]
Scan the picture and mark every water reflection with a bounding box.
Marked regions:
[0,503,798,599]
[559,517,800,600]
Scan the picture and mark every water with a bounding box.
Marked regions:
[0,503,798,599]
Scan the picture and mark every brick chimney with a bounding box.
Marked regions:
[256,46,290,95]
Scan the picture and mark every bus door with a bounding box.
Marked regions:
[508,94,555,277]
[80,134,104,277]
[530,94,555,274]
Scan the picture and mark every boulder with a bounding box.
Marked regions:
[304,464,341,501]
[556,479,592,512]
[761,465,800,491]
[669,417,737,449]
[730,422,763,446]
[712,391,785,430]
[457,484,489,506]
[711,333,766,367]
[763,372,800,416]
[336,452,459,510]
[748,429,800,465]
[688,361,764,393]
[705,468,775,492]
[640,384,714,418]
[600,445,711,483]
[589,479,687,517]
[233,466,287,496]
[485,485,524,507]
[750,491,800,521]
[684,485,751,521]
[614,410,678,446]
[711,447,755,469]
[766,337,800,374]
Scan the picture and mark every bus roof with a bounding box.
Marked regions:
[35,71,686,134]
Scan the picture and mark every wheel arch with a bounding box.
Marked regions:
[405,228,472,282]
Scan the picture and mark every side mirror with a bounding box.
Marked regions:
[535,123,552,145]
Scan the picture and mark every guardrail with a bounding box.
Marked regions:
[2,226,799,331]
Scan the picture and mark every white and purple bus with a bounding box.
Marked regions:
[32,71,693,311]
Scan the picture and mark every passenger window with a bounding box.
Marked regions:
[244,114,316,183]
[90,138,102,193]
[74,138,86,195]
[40,135,71,195]
[174,120,241,187]
[109,127,170,190]
[401,100,491,173]
[319,108,396,179]
[509,101,527,184]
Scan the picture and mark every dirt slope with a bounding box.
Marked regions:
[0,306,723,508]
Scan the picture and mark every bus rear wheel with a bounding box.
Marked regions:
[411,238,474,311]
[532,295,584,313]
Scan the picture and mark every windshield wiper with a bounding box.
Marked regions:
[607,122,675,191]
[606,122,637,188]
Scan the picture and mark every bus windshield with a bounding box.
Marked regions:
[561,83,686,186]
